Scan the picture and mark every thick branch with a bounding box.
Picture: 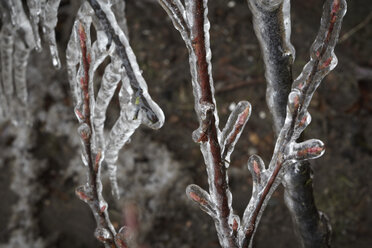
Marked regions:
[247,0,333,247]
[247,0,294,133]
[241,1,346,247]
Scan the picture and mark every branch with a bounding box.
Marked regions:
[87,0,163,126]
[247,0,294,133]
[246,1,334,246]
[75,23,118,248]
[67,1,165,246]
[186,1,237,246]
[240,1,347,247]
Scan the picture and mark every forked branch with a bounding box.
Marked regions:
[159,0,346,247]
[67,1,164,247]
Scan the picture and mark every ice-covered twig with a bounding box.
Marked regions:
[67,1,164,245]
[73,23,118,248]
[159,0,346,247]
[246,0,334,246]
[240,1,347,247]
[159,1,252,247]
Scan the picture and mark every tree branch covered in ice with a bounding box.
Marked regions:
[66,1,164,246]
[0,0,61,124]
[158,0,346,247]
[246,0,335,246]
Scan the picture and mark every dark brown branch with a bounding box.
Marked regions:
[189,1,237,246]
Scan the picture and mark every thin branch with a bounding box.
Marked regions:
[159,0,246,247]
[75,23,118,248]
[339,11,372,43]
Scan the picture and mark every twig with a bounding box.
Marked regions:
[339,11,372,43]
[75,24,118,248]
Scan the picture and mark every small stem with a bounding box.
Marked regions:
[78,24,118,247]
[190,1,236,247]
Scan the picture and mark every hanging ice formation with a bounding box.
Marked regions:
[67,0,164,198]
[0,0,61,124]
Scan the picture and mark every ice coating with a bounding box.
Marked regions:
[159,0,346,247]
[0,0,61,124]
[67,0,165,245]
[247,0,295,134]
[26,0,42,50]
[0,1,34,124]
[220,101,252,163]
[159,0,249,247]
[40,0,62,69]
[239,1,347,247]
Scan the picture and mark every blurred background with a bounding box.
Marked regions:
[0,0,371,247]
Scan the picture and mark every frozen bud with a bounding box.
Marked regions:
[247,155,265,185]
[221,101,251,159]
[186,184,215,216]
[287,89,301,114]
[199,101,215,120]
[297,111,311,129]
[75,185,93,203]
[291,139,325,161]
[186,184,210,206]
[229,214,240,233]
[74,107,84,122]
[94,227,112,242]
[99,200,108,213]
[78,123,91,141]
[192,126,208,143]
[293,111,312,140]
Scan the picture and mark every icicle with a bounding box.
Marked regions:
[13,40,31,106]
[26,0,42,50]
[105,77,141,198]
[0,25,15,103]
[94,62,122,149]
[40,0,61,69]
